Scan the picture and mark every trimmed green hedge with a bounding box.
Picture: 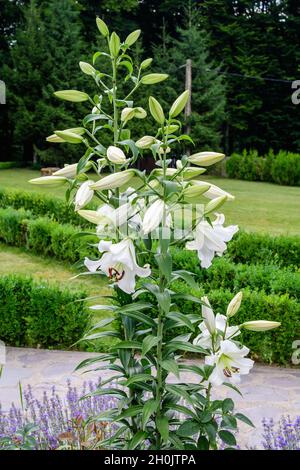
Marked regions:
[0,207,98,263]
[171,231,300,269]
[226,149,300,186]
[0,162,18,170]
[171,254,300,298]
[0,187,95,227]
[0,275,90,348]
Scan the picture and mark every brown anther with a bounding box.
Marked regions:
[223,367,232,378]
[108,267,125,281]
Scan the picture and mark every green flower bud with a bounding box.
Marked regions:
[169,90,189,118]
[141,73,168,85]
[149,96,165,124]
[96,17,109,37]
[54,90,89,102]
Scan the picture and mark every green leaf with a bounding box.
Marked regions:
[235,413,255,428]
[164,404,197,419]
[197,436,209,450]
[79,330,119,342]
[112,340,142,350]
[166,311,194,331]
[116,302,153,313]
[218,430,237,446]
[155,252,172,281]
[161,359,180,378]
[81,388,127,400]
[142,335,159,356]
[127,431,147,450]
[221,416,237,430]
[177,420,200,437]
[171,270,198,289]
[115,405,143,420]
[165,384,194,406]
[223,382,243,396]
[156,290,171,315]
[222,398,235,413]
[125,374,154,386]
[166,341,206,354]
[120,310,156,328]
[157,415,169,443]
[142,400,157,430]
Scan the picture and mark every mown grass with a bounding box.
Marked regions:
[0,168,300,235]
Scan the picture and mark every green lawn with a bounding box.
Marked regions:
[0,168,300,235]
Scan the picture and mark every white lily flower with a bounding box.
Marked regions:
[186,213,238,268]
[53,163,77,179]
[74,180,94,211]
[192,181,234,201]
[142,199,166,235]
[84,238,151,294]
[193,313,240,350]
[205,340,254,386]
[107,146,128,164]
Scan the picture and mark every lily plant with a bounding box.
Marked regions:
[30,18,280,450]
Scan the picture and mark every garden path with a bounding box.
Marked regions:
[1,347,299,449]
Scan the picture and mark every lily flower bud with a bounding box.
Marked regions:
[107,146,128,164]
[241,321,281,331]
[227,292,243,318]
[29,176,67,186]
[53,164,78,179]
[75,180,94,211]
[188,152,225,167]
[136,135,156,149]
[90,170,135,191]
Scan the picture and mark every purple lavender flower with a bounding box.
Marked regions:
[0,380,117,450]
[262,416,300,450]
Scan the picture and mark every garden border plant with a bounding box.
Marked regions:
[28,18,282,450]
[0,274,89,348]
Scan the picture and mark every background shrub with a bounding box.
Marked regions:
[0,187,95,227]
[226,149,300,186]
[0,207,98,263]
[270,150,300,186]
[0,275,90,348]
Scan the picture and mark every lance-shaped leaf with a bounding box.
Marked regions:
[161,359,180,378]
[142,400,157,430]
[142,335,159,356]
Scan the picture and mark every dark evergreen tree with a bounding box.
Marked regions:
[3,0,86,165]
[152,5,226,151]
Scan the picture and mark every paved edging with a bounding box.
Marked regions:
[1,347,299,449]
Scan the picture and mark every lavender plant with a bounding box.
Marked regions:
[30,18,280,450]
[0,381,116,450]
[262,416,300,450]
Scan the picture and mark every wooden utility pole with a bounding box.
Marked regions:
[185,59,192,152]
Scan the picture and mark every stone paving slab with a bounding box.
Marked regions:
[1,347,299,449]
